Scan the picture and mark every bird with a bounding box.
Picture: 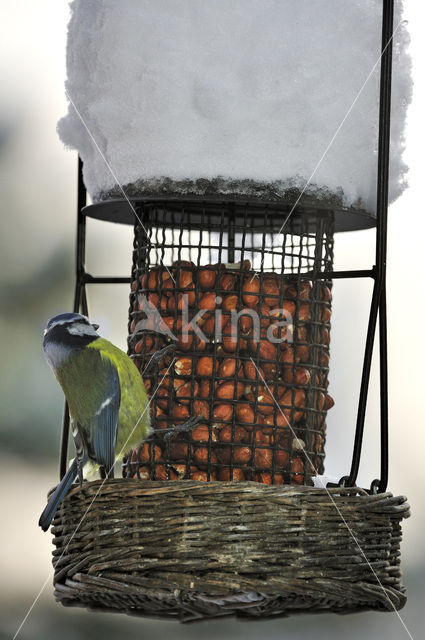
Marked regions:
[38,312,151,531]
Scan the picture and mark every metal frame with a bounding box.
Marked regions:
[60,0,394,494]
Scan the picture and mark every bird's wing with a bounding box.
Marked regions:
[88,359,121,474]
[64,347,121,474]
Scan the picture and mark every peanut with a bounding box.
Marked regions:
[296,345,310,363]
[274,448,289,468]
[171,463,190,479]
[259,303,271,328]
[195,335,207,351]
[235,402,255,425]
[319,350,330,367]
[219,425,250,444]
[233,446,252,465]
[298,303,312,322]
[174,357,192,376]
[255,471,284,485]
[325,393,335,410]
[216,380,244,400]
[291,457,304,484]
[283,366,311,386]
[244,360,263,381]
[176,381,199,404]
[191,424,218,443]
[222,294,238,312]
[196,356,217,377]
[279,388,306,422]
[320,327,330,344]
[154,413,169,430]
[190,470,217,481]
[134,340,143,354]
[285,280,311,300]
[168,441,189,460]
[321,305,332,322]
[139,273,148,289]
[219,358,239,378]
[254,447,273,468]
[177,269,193,290]
[173,376,186,391]
[242,275,260,308]
[213,403,234,422]
[199,292,217,311]
[159,276,174,296]
[133,465,150,480]
[249,338,277,361]
[252,429,268,444]
[193,447,217,466]
[156,386,170,411]
[147,268,161,290]
[173,404,189,420]
[217,468,245,482]
[293,437,306,451]
[262,362,278,378]
[199,266,217,289]
[222,322,238,353]
[321,285,332,302]
[257,388,276,415]
[153,464,179,481]
[199,379,213,399]
[159,370,172,389]
[262,278,280,307]
[193,399,211,420]
[239,309,254,334]
[220,273,236,291]
[314,391,326,411]
[132,443,163,464]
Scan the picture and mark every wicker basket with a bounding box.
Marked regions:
[50,479,409,621]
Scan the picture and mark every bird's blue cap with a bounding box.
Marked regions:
[45,312,90,331]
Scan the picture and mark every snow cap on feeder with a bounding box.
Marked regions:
[59,0,411,227]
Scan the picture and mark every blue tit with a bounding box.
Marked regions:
[39,312,151,531]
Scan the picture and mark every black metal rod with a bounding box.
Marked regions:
[377,284,389,492]
[59,157,87,479]
[313,269,376,280]
[83,275,132,284]
[228,203,235,263]
[343,0,394,489]
[82,270,374,284]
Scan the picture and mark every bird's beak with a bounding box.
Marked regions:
[91,323,99,330]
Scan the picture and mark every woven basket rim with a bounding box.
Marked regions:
[49,477,410,505]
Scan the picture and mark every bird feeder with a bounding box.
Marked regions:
[49,0,410,622]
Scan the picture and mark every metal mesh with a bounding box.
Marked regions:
[124,200,334,485]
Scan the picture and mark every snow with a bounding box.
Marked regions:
[58,0,411,214]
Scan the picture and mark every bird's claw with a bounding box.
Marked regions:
[160,416,202,442]
[77,459,84,487]
[144,343,177,372]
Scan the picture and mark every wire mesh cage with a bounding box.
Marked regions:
[124,200,334,485]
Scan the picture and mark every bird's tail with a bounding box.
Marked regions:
[38,458,79,531]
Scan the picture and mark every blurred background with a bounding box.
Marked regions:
[0,1,423,638]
